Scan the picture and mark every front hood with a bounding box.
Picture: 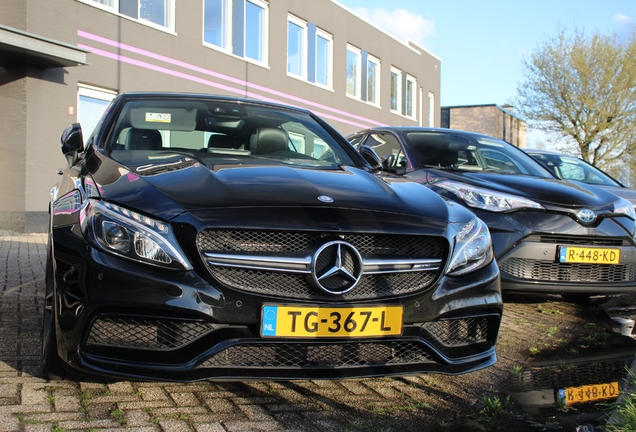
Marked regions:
[88,152,455,228]
[425,170,621,208]
[596,185,636,207]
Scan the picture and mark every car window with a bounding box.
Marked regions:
[106,98,356,168]
[528,152,623,187]
[404,131,553,178]
[365,133,408,169]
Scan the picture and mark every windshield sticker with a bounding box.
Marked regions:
[145,113,171,123]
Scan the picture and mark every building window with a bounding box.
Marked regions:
[245,0,267,63]
[366,55,380,106]
[406,75,416,118]
[81,0,175,30]
[346,45,361,98]
[428,92,435,126]
[287,15,307,78]
[315,29,332,88]
[77,85,117,144]
[202,0,268,65]
[204,0,230,50]
[390,68,402,113]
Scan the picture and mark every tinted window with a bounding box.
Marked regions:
[405,132,553,178]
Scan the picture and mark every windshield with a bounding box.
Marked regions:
[404,131,553,178]
[106,98,355,169]
[527,152,623,187]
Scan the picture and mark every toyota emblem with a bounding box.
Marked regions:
[577,208,597,224]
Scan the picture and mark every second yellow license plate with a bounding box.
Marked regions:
[260,305,403,338]
[558,382,620,405]
[559,246,620,264]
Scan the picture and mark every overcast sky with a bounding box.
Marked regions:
[337,0,635,146]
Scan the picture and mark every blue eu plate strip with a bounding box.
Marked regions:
[261,305,278,336]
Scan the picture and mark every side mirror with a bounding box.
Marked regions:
[358,145,382,170]
[60,123,84,167]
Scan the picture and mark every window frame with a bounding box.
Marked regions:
[79,0,175,32]
[203,0,232,52]
[366,54,381,106]
[390,67,402,114]
[346,45,362,99]
[405,74,417,119]
[428,92,435,127]
[287,14,307,80]
[315,28,333,89]
[77,84,118,144]
[244,0,269,65]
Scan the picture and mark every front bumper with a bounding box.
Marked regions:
[479,210,636,294]
[52,226,503,381]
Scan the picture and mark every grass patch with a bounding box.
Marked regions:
[478,395,511,424]
[110,408,126,426]
[606,369,636,431]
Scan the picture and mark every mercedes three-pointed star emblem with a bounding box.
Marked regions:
[310,240,363,295]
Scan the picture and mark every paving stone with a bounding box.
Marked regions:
[203,398,239,413]
[222,420,283,431]
[194,423,227,432]
[157,418,191,432]
[237,404,275,421]
[53,395,81,412]
[107,381,135,394]
[0,413,19,431]
[140,386,170,401]
[169,391,201,407]
[125,408,155,427]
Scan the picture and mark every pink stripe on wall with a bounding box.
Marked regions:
[77,30,387,129]
[77,44,374,130]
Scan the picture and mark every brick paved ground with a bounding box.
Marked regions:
[0,233,630,431]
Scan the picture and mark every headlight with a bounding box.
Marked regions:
[612,197,636,220]
[436,180,544,212]
[80,199,192,270]
[446,217,494,276]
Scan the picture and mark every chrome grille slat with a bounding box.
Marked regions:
[197,230,446,300]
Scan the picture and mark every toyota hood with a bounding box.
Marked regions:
[425,170,623,209]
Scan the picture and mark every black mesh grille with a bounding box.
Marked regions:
[197,230,445,300]
[422,318,490,347]
[506,360,630,392]
[499,258,636,283]
[198,341,435,369]
[197,230,445,258]
[538,236,626,246]
[209,266,436,300]
[86,317,215,350]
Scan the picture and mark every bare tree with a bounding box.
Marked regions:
[515,27,636,170]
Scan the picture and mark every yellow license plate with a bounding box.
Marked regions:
[559,246,620,264]
[260,305,403,338]
[558,382,620,405]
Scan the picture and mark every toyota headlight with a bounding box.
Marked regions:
[80,199,192,270]
[612,197,636,220]
[436,180,544,212]
[447,217,494,276]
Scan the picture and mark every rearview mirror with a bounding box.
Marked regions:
[60,123,84,167]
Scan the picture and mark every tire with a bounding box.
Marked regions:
[41,241,66,380]
[561,293,611,306]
